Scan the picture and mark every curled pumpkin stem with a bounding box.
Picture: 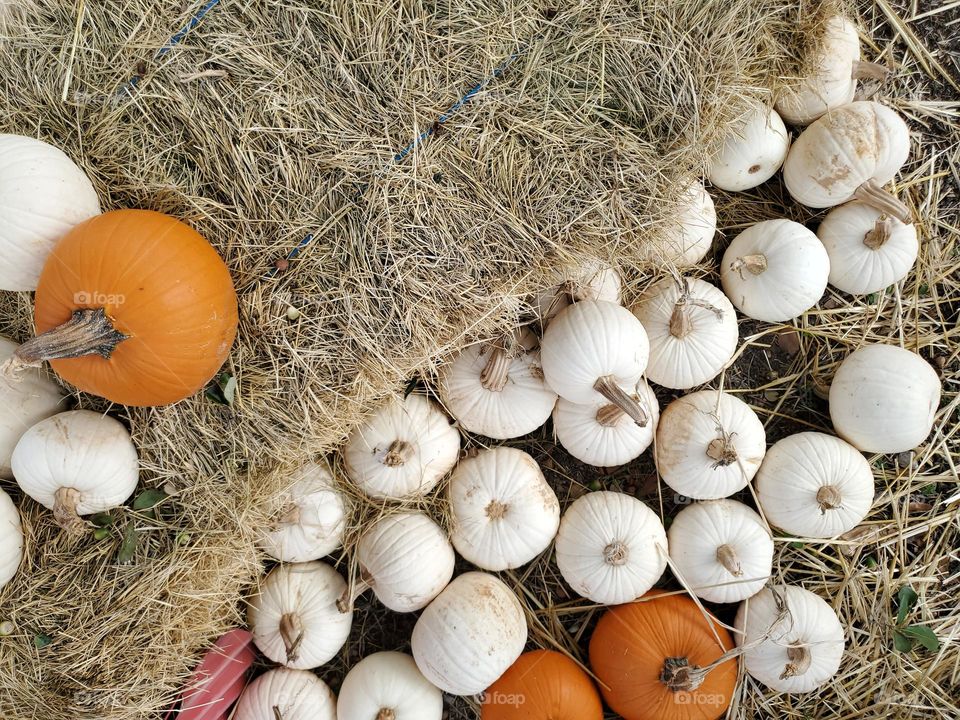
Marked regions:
[382,439,415,467]
[12,308,128,369]
[780,643,812,680]
[863,216,894,250]
[851,60,891,82]
[816,485,842,513]
[853,178,911,223]
[595,403,625,427]
[279,612,305,663]
[593,375,648,426]
[716,544,743,577]
[479,345,511,392]
[730,253,768,278]
[52,486,87,536]
[660,656,706,692]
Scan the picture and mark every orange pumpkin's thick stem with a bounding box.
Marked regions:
[660,656,706,692]
[853,179,911,223]
[593,376,648,426]
[13,308,128,367]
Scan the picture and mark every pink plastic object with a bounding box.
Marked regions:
[165,629,256,720]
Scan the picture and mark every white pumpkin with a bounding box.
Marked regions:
[735,585,845,693]
[817,201,918,295]
[411,571,527,696]
[555,491,667,604]
[247,561,353,670]
[553,379,659,467]
[448,447,560,571]
[234,668,336,720]
[783,101,911,219]
[535,258,622,325]
[668,500,773,604]
[648,180,717,266]
[343,393,460,500]
[0,336,64,479]
[0,488,23,590]
[656,390,766,499]
[829,344,941,453]
[755,432,873,538]
[340,510,454,612]
[720,219,830,322]
[438,334,557,440]
[541,300,650,424]
[706,106,789,192]
[632,277,738,389]
[776,16,889,126]
[338,651,443,720]
[11,410,138,533]
[258,461,348,563]
[0,134,101,291]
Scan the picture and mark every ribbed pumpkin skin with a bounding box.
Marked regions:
[482,650,603,720]
[589,591,737,720]
[33,209,238,406]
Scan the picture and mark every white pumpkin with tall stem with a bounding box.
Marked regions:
[735,585,845,692]
[11,410,138,534]
[720,219,830,322]
[707,105,790,192]
[668,500,773,604]
[756,432,874,538]
[535,258,622,326]
[247,561,353,670]
[541,300,650,426]
[258,461,347,563]
[649,180,717,266]
[783,101,911,219]
[343,393,460,500]
[829,344,941,453]
[0,336,64,479]
[656,390,766,500]
[338,510,454,613]
[234,668,336,720]
[632,277,738,390]
[555,491,667,605]
[817,201,918,295]
[553,379,659,468]
[438,328,556,440]
[411,571,527,696]
[0,488,23,591]
[337,651,443,720]
[448,447,560,571]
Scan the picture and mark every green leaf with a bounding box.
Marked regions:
[93,527,111,542]
[221,375,237,406]
[117,522,139,565]
[89,512,114,527]
[205,372,235,405]
[789,541,805,550]
[893,630,914,653]
[863,555,877,569]
[33,633,52,649]
[902,625,940,651]
[588,479,602,491]
[897,586,918,626]
[133,489,167,512]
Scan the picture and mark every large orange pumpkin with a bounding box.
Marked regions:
[13,209,237,406]
[481,649,603,720]
[589,590,737,720]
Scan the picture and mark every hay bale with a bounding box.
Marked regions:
[0,0,837,717]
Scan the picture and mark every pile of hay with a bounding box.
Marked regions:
[0,0,858,717]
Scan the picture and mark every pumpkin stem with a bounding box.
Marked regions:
[863,216,894,250]
[382,439,415,467]
[593,376,648,426]
[485,499,509,520]
[376,710,396,720]
[273,707,284,720]
[730,253,767,278]
[337,566,373,613]
[853,178,911,223]
[278,612,305,663]
[816,485,842,513]
[851,60,891,82]
[479,345,511,392]
[11,308,128,368]
[669,302,693,339]
[716,544,743,577]
[706,435,738,466]
[275,502,301,528]
[595,403,625,427]
[602,540,629,566]
[780,643,812,680]
[660,656,706,692]
[52,487,86,535]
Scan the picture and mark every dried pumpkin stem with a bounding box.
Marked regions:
[851,60,891,81]
[716,544,743,577]
[853,178,911,223]
[730,253,767,277]
[706,436,738,466]
[279,612,305,663]
[863,216,894,250]
[816,485,842,513]
[376,710,396,720]
[273,707,284,720]
[660,656,706,692]
[12,308,128,367]
[276,502,301,527]
[485,499,509,520]
[595,403,625,427]
[669,302,693,339]
[479,346,511,392]
[52,487,86,536]
[593,375,648,426]
[382,439,414,467]
[602,540,629,566]
[780,644,812,680]
[337,566,374,613]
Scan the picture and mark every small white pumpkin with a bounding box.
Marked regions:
[553,379,659,467]
[656,390,766,499]
[343,393,460,500]
[783,101,911,220]
[234,668,336,720]
[648,180,717,266]
[340,510,454,613]
[0,134,101,291]
[0,336,64,479]
[411,571,527,696]
[755,432,873,538]
[338,651,443,720]
[0,488,23,591]
[632,277,738,389]
[817,201,918,295]
[247,561,353,670]
[668,500,773,604]
[438,331,557,440]
[448,447,559,571]
[258,461,348,563]
[829,344,941,453]
[541,300,650,425]
[535,258,622,325]
[720,219,830,322]
[706,106,789,192]
[735,584,845,692]
[555,491,667,605]
[11,410,138,533]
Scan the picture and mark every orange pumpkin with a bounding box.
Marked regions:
[589,590,737,720]
[482,649,603,720]
[13,209,237,406]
